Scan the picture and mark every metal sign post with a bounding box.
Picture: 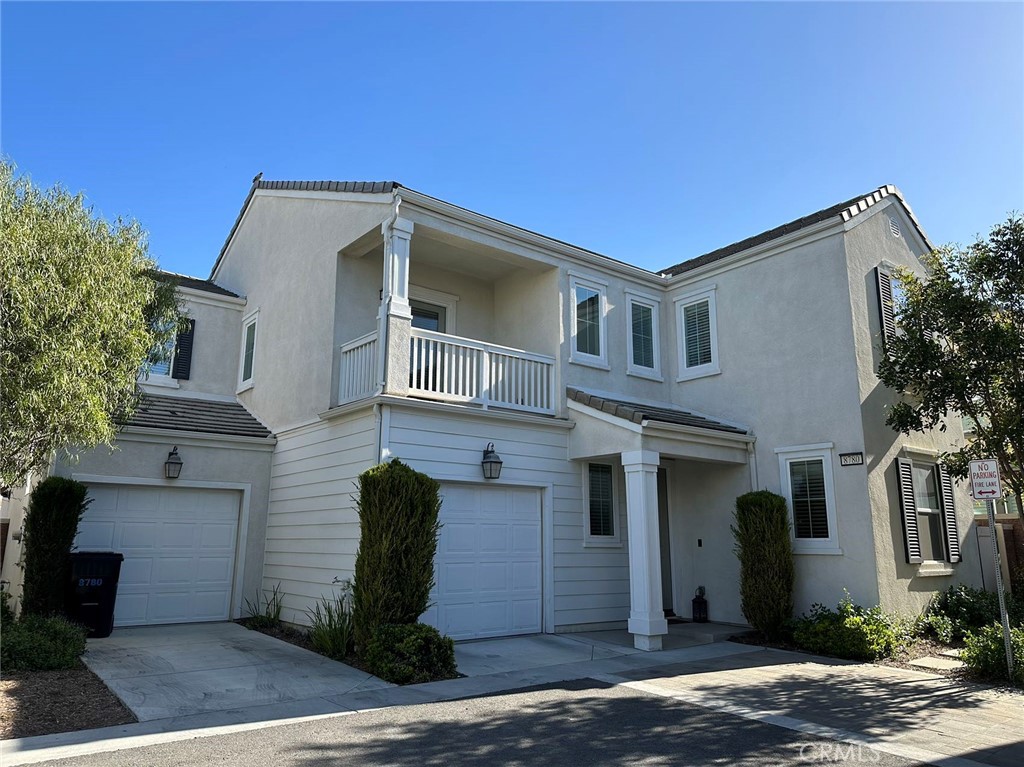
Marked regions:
[969,459,1015,679]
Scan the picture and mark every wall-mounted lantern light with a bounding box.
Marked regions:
[481,442,503,480]
[164,446,183,480]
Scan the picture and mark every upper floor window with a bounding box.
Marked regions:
[626,290,662,380]
[675,286,719,381]
[777,443,840,554]
[141,319,194,386]
[238,310,258,390]
[569,274,608,368]
[875,264,906,350]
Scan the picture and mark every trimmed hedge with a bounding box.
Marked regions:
[352,461,441,653]
[21,477,90,618]
[732,490,794,640]
[0,614,87,671]
[364,623,458,685]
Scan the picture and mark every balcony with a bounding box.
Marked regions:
[338,329,556,416]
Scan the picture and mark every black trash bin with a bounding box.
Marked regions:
[66,551,124,638]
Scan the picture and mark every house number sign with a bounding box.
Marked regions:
[839,452,864,467]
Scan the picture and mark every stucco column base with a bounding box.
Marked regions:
[631,632,664,652]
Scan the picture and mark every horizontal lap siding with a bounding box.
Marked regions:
[263,411,376,625]
[386,407,631,630]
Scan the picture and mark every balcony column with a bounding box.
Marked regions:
[378,216,414,396]
[622,450,668,651]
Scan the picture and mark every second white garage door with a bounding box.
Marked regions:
[421,484,542,640]
[75,484,241,627]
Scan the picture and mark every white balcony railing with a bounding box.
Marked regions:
[338,328,556,415]
[409,329,555,415]
[338,331,379,404]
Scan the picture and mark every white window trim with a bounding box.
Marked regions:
[237,309,259,393]
[776,443,841,555]
[675,285,720,382]
[583,462,621,547]
[909,458,948,567]
[409,285,459,335]
[625,290,662,381]
[569,274,609,369]
[139,327,179,388]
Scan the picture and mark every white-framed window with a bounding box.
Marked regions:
[895,453,961,565]
[583,462,620,545]
[777,443,840,554]
[139,322,179,388]
[875,263,907,349]
[409,285,459,335]
[675,286,719,381]
[626,290,662,380]
[238,309,259,391]
[569,273,608,368]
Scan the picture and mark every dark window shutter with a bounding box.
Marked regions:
[172,319,195,380]
[875,267,896,347]
[937,464,962,563]
[896,458,923,564]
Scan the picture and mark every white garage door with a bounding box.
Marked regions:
[75,484,240,627]
[421,484,542,640]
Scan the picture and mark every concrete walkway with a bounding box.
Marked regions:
[5,632,1022,767]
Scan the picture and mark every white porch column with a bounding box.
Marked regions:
[622,449,668,651]
[378,216,414,396]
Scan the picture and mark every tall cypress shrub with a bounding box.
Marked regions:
[732,490,794,641]
[352,460,441,653]
[21,476,90,617]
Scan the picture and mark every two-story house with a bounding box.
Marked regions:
[0,179,984,650]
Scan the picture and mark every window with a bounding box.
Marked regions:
[238,311,258,389]
[140,319,194,386]
[626,291,661,379]
[569,274,608,367]
[896,456,961,565]
[675,286,719,381]
[777,444,839,554]
[875,265,905,349]
[411,300,445,332]
[584,463,620,544]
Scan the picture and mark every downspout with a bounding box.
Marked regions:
[747,439,759,490]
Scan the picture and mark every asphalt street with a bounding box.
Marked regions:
[29,679,921,767]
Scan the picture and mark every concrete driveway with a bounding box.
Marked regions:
[83,622,391,722]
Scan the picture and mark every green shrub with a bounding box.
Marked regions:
[1,588,14,630]
[793,594,913,661]
[925,585,1022,642]
[364,623,458,684]
[960,624,1024,686]
[244,582,283,630]
[21,477,90,617]
[732,490,794,641]
[352,460,442,653]
[0,614,87,671]
[307,582,355,661]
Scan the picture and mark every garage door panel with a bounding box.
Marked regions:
[424,485,542,641]
[77,485,240,627]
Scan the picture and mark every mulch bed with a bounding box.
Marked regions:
[238,619,319,654]
[0,661,136,740]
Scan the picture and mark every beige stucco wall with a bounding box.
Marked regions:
[140,292,244,398]
[215,193,393,431]
[843,202,984,615]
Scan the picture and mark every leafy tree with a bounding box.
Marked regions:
[878,214,1023,511]
[0,160,183,487]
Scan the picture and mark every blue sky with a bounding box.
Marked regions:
[3,2,1022,277]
